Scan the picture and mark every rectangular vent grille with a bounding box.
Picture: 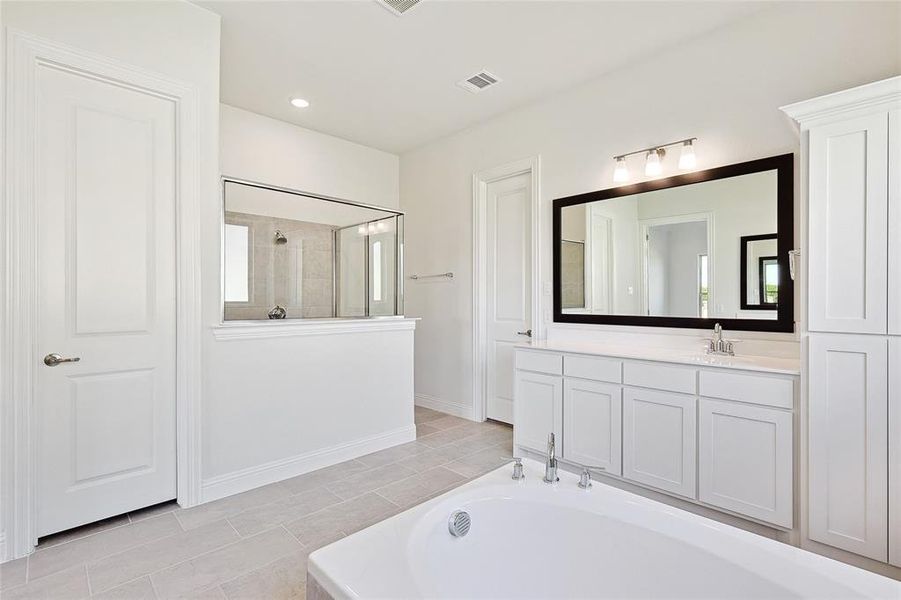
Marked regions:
[457,70,501,94]
[375,0,421,16]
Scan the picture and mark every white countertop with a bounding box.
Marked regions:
[517,340,800,376]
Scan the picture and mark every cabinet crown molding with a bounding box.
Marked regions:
[780,76,900,127]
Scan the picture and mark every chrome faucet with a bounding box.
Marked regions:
[706,322,735,356]
[543,433,559,483]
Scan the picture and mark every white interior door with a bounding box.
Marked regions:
[588,210,613,313]
[35,63,178,536]
[486,173,532,424]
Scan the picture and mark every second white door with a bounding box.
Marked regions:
[486,173,533,423]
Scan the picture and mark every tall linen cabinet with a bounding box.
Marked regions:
[782,76,900,568]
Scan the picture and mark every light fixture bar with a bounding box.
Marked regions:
[613,137,697,160]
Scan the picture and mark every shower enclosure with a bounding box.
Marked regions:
[222,178,404,321]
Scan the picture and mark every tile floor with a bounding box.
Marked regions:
[0,408,512,599]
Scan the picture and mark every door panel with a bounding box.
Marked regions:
[622,387,697,498]
[889,338,900,567]
[564,379,622,475]
[513,371,562,455]
[889,109,901,335]
[487,173,532,423]
[698,398,792,527]
[808,334,887,561]
[808,113,889,333]
[36,63,177,536]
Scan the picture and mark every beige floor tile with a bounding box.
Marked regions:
[354,441,429,468]
[189,585,228,599]
[150,527,301,599]
[29,514,183,581]
[280,461,368,496]
[128,501,179,524]
[418,426,482,448]
[93,576,157,600]
[375,466,465,508]
[394,446,454,473]
[2,564,90,600]
[88,520,239,594]
[415,423,440,437]
[413,406,444,424]
[36,514,131,551]
[445,444,510,479]
[175,483,290,531]
[425,415,470,430]
[228,488,342,537]
[325,463,416,500]
[0,556,28,590]
[220,552,307,599]
[285,493,398,548]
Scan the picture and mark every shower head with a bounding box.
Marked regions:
[274,230,287,244]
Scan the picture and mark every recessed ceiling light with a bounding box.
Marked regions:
[290,98,310,108]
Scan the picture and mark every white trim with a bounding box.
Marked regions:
[211,317,418,340]
[1,30,204,559]
[414,393,476,420]
[472,156,541,423]
[780,75,900,128]
[201,425,416,502]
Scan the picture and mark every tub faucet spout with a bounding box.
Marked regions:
[543,433,559,483]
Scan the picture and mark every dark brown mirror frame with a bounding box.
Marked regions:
[552,153,794,333]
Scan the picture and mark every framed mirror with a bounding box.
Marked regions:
[553,154,793,332]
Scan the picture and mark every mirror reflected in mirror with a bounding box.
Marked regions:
[554,154,793,332]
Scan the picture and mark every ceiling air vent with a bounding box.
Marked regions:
[457,70,501,94]
[374,0,422,16]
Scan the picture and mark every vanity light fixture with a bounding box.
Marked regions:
[613,157,629,183]
[290,97,310,108]
[678,139,697,170]
[611,137,698,182]
[644,149,663,176]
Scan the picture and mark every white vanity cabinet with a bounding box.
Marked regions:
[622,386,697,498]
[564,378,622,475]
[698,398,793,528]
[513,352,563,454]
[783,76,900,567]
[513,344,798,529]
[808,334,888,561]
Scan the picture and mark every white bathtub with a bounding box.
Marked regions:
[308,459,900,599]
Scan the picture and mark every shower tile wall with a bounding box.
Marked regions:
[225,212,335,320]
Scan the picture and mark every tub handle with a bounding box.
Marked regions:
[577,465,607,489]
[500,456,525,480]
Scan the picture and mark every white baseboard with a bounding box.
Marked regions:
[201,425,416,503]
[415,394,475,420]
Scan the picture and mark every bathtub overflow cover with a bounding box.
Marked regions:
[448,510,471,537]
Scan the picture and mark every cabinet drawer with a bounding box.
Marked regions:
[515,350,562,375]
[564,354,622,383]
[623,361,696,394]
[699,370,794,410]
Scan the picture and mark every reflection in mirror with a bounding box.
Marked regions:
[556,155,793,331]
[222,180,404,321]
[741,234,778,310]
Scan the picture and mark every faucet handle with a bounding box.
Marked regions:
[577,465,607,489]
[499,456,525,480]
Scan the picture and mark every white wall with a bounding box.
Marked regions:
[399,2,901,418]
[220,104,399,208]
[206,104,411,491]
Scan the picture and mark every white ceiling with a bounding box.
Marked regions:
[199,1,769,154]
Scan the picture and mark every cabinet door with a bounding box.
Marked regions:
[513,371,562,454]
[890,338,901,567]
[808,113,889,334]
[564,379,622,475]
[808,334,888,561]
[622,387,696,498]
[698,398,793,528]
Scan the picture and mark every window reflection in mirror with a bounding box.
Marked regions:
[559,168,779,321]
[222,180,404,321]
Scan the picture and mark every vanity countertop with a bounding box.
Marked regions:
[516,339,800,376]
